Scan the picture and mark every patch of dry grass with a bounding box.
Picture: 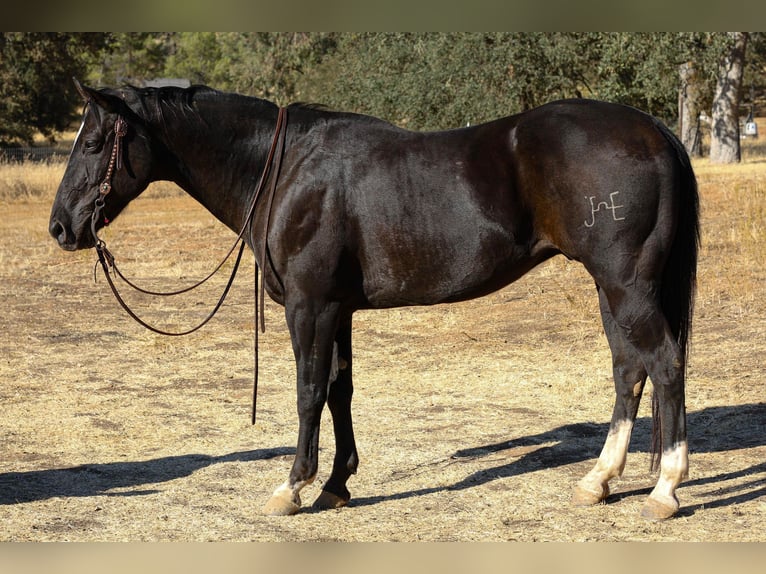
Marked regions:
[0,160,65,201]
[692,157,766,321]
[0,159,184,202]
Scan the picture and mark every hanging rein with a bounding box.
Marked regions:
[91,107,288,424]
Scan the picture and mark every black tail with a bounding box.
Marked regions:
[651,120,700,471]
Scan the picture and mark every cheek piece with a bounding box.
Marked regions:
[91,116,128,239]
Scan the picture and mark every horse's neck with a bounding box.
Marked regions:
[156,101,280,235]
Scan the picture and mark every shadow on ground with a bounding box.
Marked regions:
[349,402,766,515]
[0,447,294,505]
[1,403,763,515]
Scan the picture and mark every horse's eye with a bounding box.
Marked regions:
[84,139,102,153]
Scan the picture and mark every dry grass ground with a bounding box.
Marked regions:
[0,133,764,541]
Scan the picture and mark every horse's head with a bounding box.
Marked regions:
[49,80,157,250]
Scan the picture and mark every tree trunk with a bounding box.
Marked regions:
[709,32,748,164]
[678,61,703,157]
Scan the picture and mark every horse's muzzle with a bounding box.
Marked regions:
[49,218,91,251]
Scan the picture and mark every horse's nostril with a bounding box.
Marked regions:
[49,219,67,244]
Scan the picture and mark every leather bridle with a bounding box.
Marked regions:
[90,106,288,424]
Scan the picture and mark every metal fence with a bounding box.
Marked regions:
[0,147,68,163]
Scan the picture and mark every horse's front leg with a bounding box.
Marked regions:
[263,299,340,516]
[313,316,358,510]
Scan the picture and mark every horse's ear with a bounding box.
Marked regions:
[72,77,121,113]
[73,77,90,101]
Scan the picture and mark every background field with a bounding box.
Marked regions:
[0,134,764,540]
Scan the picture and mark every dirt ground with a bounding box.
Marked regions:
[1,159,764,541]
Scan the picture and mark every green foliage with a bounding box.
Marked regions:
[163,33,339,104]
[587,34,677,119]
[294,33,725,130]
[293,33,589,129]
[3,32,765,145]
[743,33,766,107]
[162,32,227,87]
[86,33,172,87]
[0,33,109,146]
[222,32,338,103]
[295,34,515,129]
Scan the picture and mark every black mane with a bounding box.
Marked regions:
[123,85,220,125]
[288,101,333,112]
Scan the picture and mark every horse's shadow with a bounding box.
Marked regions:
[349,402,766,515]
[1,404,763,515]
[0,447,295,505]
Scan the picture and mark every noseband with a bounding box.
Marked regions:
[90,108,288,424]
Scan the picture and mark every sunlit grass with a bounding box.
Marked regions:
[692,151,766,314]
[0,159,182,202]
[0,160,65,201]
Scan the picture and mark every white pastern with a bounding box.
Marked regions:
[270,474,317,507]
[578,419,634,496]
[648,441,688,507]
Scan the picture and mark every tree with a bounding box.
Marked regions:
[5,33,759,150]
[86,33,173,87]
[584,33,692,126]
[675,33,724,157]
[0,33,109,146]
[230,32,338,103]
[743,33,766,104]
[710,32,749,164]
[678,61,705,156]
[162,33,339,103]
[297,33,714,131]
[161,32,228,87]
[309,33,514,129]
[296,33,594,130]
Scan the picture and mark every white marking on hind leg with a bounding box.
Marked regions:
[647,441,688,511]
[575,419,634,502]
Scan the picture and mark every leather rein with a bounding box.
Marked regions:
[91,106,288,424]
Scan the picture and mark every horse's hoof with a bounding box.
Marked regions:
[313,490,349,510]
[263,493,301,516]
[572,483,609,506]
[641,496,678,521]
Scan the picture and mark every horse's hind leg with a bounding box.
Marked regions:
[586,279,688,520]
[313,317,359,510]
[573,286,648,506]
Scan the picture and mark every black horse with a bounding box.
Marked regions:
[49,82,698,520]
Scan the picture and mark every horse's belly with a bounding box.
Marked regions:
[359,230,550,308]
